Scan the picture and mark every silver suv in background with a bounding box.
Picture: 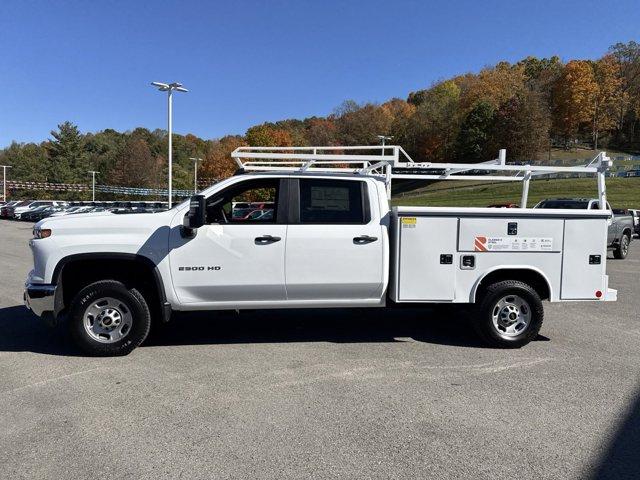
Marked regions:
[629,209,640,237]
[534,198,634,259]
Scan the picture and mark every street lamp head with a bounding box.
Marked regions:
[152,81,188,93]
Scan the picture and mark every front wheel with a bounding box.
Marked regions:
[68,280,151,356]
[474,280,544,348]
[613,234,630,259]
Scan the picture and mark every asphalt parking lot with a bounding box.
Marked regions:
[0,219,638,480]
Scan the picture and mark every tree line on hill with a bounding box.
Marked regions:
[1,40,640,196]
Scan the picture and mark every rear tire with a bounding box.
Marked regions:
[613,234,630,259]
[474,280,544,348]
[68,280,151,356]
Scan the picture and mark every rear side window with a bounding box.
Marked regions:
[299,179,368,224]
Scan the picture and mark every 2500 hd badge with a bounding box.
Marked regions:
[178,266,222,271]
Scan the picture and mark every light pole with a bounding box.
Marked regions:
[88,171,99,202]
[0,165,12,202]
[189,157,202,193]
[151,81,188,208]
[377,135,393,155]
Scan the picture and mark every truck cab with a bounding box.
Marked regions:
[169,174,388,308]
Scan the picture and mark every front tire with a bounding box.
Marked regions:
[68,280,151,356]
[613,234,630,259]
[474,280,544,348]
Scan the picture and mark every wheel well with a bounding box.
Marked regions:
[56,256,164,320]
[474,269,550,302]
[622,228,632,238]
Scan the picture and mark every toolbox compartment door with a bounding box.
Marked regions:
[398,216,457,301]
[561,219,607,300]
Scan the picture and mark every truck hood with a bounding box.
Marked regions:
[35,209,179,233]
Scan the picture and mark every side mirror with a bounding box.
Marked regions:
[182,195,206,236]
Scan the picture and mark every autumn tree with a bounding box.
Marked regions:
[609,41,640,142]
[381,98,416,149]
[111,135,161,188]
[200,135,247,182]
[245,124,293,147]
[552,60,598,143]
[592,55,622,149]
[334,101,393,145]
[458,62,527,111]
[305,117,338,145]
[493,91,551,161]
[404,80,461,161]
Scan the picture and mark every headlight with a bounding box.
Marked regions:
[32,227,52,239]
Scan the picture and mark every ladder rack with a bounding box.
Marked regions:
[231,145,613,209]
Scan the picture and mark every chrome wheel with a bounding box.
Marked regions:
[491,294,531,337]
[83,297,133,343]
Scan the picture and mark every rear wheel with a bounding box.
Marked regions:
[613,234,630,259]
[474,280,544,348]
[68,280,151,356]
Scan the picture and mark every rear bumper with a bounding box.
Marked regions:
[24,283,56,317]
[603,288,617,302]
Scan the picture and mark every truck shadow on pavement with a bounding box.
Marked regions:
[146,306,551,348]
[0,304,551,355]
[0,306,77,356]
[589,389,640,480]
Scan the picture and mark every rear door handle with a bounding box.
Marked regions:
[353,235,378,245]
[255,235,281,245]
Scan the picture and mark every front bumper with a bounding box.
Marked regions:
[24,283,56,317]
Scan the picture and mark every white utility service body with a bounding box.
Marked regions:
[390,206,612,303]
[24,145,617,354]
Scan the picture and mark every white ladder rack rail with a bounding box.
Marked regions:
[231,145,612,209]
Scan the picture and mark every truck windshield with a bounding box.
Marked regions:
[536,200,589,209]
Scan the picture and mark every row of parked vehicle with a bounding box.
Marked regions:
[0,200,168,221]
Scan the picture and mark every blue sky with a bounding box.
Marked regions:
[1,0,639,147]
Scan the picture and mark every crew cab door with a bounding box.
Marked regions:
[169,178,287,304]
[285,178,384,301]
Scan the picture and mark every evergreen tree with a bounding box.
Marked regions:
[46,121,87,183]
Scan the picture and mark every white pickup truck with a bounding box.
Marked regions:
[24,146,617,356]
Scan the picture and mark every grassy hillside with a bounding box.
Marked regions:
[391,177,640,208]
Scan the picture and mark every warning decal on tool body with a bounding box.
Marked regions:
[474,236,553,252]
[401,217,417,228]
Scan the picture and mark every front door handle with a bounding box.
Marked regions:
[255,235,281,245]
[353,235,378,245]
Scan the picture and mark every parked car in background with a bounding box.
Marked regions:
[535,198,634,259]
[0,201,20,217]
[13,201,65,219]
[30,206,67,222]
[21,206,54,222]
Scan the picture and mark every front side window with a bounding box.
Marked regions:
[206,179,279,224]
[299,179,367,224]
